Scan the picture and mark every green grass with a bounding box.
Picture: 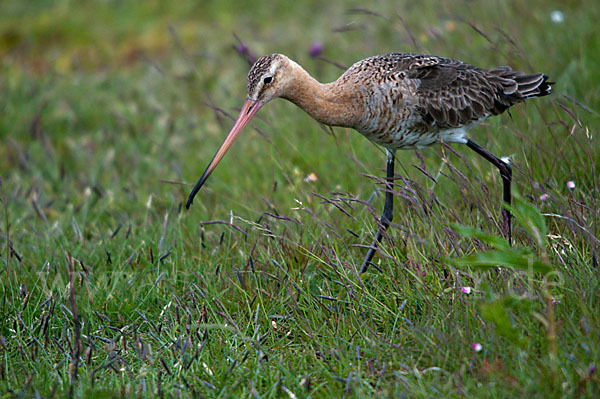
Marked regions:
[1,0,599,397]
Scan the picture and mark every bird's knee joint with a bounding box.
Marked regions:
[500,163,512,180]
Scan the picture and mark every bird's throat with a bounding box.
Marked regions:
[280,64,360,128]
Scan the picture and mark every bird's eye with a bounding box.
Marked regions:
[263,76,273,84]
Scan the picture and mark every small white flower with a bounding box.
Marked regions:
[550,10,564,24]
[567,181,575,190]
[471,343,483,352]
[539,194,548,201]
[461,286,472,295]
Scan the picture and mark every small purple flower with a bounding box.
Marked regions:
[590,363,596,375]
[232,33,257,65]
[309,41,323,58]
[461,286,472,295]
[237,43,248,54]
[567,180,575,190]
[552,299,561,305]
[471,343,482,352]
[539,193,548,201]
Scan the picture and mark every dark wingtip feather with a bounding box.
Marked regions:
[519,73,553,98]
[538,74,554,96]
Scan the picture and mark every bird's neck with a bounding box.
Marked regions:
[280,62,359,128]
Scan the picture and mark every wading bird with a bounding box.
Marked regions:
[186,53,552,272]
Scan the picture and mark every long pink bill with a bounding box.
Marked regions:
[186,99,263,209]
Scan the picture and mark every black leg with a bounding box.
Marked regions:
[360,149,396,273]
[466,139,512,244]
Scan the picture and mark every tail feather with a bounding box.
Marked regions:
[488,69,553,116]
[515,73,553,98]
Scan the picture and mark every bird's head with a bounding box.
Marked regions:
[186,53,293,208]
[246,53,292,103]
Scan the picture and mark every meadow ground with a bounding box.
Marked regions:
[1,0,599,397]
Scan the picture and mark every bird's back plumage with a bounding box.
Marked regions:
[337,53,552,149]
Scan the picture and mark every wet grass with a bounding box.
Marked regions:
[1,0,599,397]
